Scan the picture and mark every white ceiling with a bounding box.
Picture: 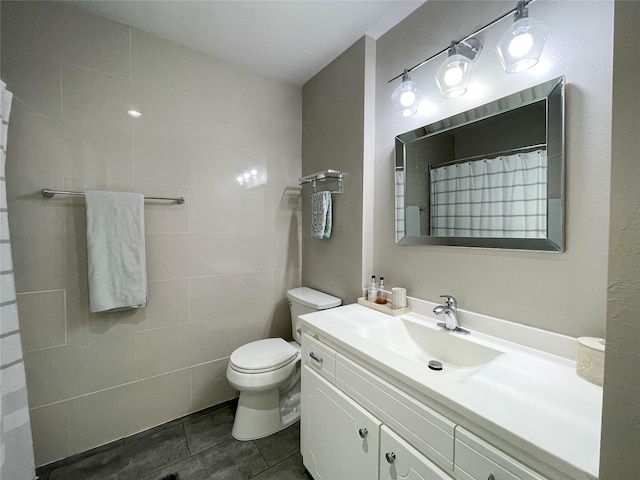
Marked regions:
[67,0,425,86]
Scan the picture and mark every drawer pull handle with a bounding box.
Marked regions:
[358,428,368,438]
[297,328,302,335]
[309,351,323,365]
[488,475,495,480]
[385,452,396,464]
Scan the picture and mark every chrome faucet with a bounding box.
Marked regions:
[433,295,469,334]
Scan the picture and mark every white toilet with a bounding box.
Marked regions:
[226,287,341,440]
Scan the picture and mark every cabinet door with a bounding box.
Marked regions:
[380,426,453,480]
[301,365,381,480]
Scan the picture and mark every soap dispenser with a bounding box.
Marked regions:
[375,277,387,304]
[367,275,377,302]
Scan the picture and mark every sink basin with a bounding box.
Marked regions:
[353,314,503,369]
[401,316,503,367]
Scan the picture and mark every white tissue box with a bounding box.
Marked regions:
[576,337,605,387]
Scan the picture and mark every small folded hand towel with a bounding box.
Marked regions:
[311,191,332,239]
[85,191,148,313]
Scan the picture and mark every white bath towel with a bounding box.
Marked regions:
[311,191,332,239]
[85,191,148,313]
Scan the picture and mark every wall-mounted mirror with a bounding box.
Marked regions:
[395,76,564,251]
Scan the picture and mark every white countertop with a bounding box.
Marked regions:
[299,300,602,480]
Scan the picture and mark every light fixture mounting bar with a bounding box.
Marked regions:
[388,0,534,83]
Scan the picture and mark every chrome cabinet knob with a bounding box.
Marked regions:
[488,475,495,480]
[358,428,368,438]
[385,452,396,464]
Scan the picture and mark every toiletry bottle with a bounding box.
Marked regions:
[376,277,387,304]
[367,275,377,302]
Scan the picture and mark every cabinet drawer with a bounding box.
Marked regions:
[380,426,453,480]
[336,354,455,471]
[302,333,337,381]
[455,428,545,480]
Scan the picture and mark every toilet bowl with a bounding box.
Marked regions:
[226,287,341,440]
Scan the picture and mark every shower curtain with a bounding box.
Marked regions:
[1,81,36,479]
[395,170,405,242]
[430,150,547,238]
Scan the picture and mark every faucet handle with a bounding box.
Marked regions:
[440,295,457,310]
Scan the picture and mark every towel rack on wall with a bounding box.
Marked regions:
[41,189,186,204]
[299,169,344,194]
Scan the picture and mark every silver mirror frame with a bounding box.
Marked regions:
[395,76,565,252]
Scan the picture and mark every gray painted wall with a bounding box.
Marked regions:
[374,0,613,338]
[600,1,640,478]
[301,36,375,304]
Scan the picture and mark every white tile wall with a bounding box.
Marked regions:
[29,403,70,466]
[16,290,67,352]
[1,0,301,466]
[66,371,192,454]
[0,47,62,117]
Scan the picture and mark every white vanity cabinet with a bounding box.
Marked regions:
[301,364,381,480]
[301,332,549,480]
[301,364,453,480]
[301,333,454,480]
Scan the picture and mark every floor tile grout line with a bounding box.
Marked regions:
[144,436,267,480]
[39,405,305,480]
[251,439,271,474]
[249,449,303,479]
[251,440,271,480]
[253,439,270,467]
[141,436,191,480]
[113,423,191,480]
[182,428,235,458]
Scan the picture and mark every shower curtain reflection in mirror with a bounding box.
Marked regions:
[430,150,547,238]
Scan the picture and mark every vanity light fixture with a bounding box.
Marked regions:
[391,69,423,116]
[435,39,482,98]
[496,0,548,73]
[389,0,546,114]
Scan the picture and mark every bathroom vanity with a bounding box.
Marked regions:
[299,298,601,480]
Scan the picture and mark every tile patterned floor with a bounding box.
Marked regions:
[36,402,308,480]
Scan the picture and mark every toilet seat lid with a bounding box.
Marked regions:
[230,338,298,373]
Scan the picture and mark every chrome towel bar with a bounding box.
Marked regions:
[41,189,185,204]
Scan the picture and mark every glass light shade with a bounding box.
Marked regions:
[391,78,423,116]
[435,54,473,98]
[496,16,548,73]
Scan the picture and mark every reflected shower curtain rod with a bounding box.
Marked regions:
[41,189,186,204]
[429,143,547,170]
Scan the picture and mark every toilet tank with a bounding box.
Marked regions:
[286,287,341,343]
